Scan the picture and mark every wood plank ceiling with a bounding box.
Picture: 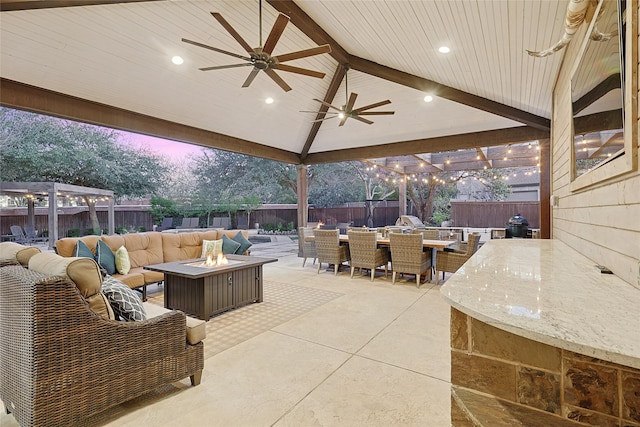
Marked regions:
[0,0,568,167]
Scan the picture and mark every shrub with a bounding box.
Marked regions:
[67,228,80,237]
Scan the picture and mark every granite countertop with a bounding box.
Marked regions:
[440,239,640,369]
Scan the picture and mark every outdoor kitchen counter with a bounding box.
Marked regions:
[440,239,640,369]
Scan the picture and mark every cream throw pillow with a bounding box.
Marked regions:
[201,239,223,258]
[115,245,131,275]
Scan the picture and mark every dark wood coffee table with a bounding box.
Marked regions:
[144,255,277,320]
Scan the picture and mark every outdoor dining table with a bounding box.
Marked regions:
[338,233,456,283]
[338,234,455,250]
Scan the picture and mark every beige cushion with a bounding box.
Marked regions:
[161,230,219,262]
[0,242,41,266]
[102,232,164,269]
[115,245,131,274]
[143,302,207,345]
[29,252,103,298]
[86,293,115,320]
[55,236,102,258]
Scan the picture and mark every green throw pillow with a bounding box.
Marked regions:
[221,234,242,254]
[232,232,252,255]
[74,240,94,259]
[96,240,116,275]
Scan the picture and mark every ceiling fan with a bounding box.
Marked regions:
[181,0,331,92]
[304,66,395,126]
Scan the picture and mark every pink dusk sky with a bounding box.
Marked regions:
[119,131,206,160]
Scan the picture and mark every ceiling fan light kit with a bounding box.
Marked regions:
[307,65,395,126]
[182,0,331,92]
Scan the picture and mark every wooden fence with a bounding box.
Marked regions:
[1,200,540,239]
[451,201,540,228]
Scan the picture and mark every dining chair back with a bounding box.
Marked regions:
[347,231,389,281]
[313,229,350,275]
[389,232,432,288]
[435,232,481,285]
[413,229,438,240]
[298,227,317,267]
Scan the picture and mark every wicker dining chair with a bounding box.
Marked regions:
[389,232,432,288]
[347,230,389,281]
[298,227,317,267]
[412,229,439,240]
[435,232,481,285]
[313,228,350,275]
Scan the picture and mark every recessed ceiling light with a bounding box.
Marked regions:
[265,97,274,104]
[171,56,184,65]
[423,95,433,103]
[438,46,450,54]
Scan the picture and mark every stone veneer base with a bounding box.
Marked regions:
[451,308,640,427]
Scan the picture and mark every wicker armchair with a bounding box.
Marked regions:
[313,228,350,275]
[435,232,481,285]
[298,227,317,267]
[389,233,432,288]
[347,230,389,281]
[0,266,204,427]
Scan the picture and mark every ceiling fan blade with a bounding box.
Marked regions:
[199,63,253,71]
[242,67,261,88]
[210,12,254,55]
[354,99,392,112]
[338,115,349,127]
[300,110,336,114]
[353,116,374,125]
[312,98,343,112]
[345,92,358,112]
[275,45,331,63]
[312,117,338,123]
[276,64,325,79]
[182,38,252,61]
[265,68,292,92]
[357,111,395,116]
[262,13,289,55]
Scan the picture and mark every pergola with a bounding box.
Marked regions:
[0,182,115,249]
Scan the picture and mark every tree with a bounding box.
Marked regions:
[242,194,262,229]
[0,107,169,234]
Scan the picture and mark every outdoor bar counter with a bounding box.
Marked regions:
[440,239,640,426]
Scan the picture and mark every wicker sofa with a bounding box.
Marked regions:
[55,230,251,299]
[0,250,205,427]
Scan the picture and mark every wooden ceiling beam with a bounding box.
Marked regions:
[303,126,550,164]
[0,78,301,164]
[572,74,621,115]
[476,148,492,169]
[300,64,346,160]
[411,154,442,171]
[348,56,551,131]
[573,109,623,134]
[0,0,164,12]
[266,0,350,65]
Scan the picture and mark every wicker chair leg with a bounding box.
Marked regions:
[334,264,339,275]
[317,262,322,274]
[384,264,388,278]
[190,370,203,386]
[351,266,355,278]
[434,270,439,285]
[392,271,397,285]
[370,268,375,281]
[303,257,307,267]
[416,274,421,288]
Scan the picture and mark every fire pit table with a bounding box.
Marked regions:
[145,254,277,320]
